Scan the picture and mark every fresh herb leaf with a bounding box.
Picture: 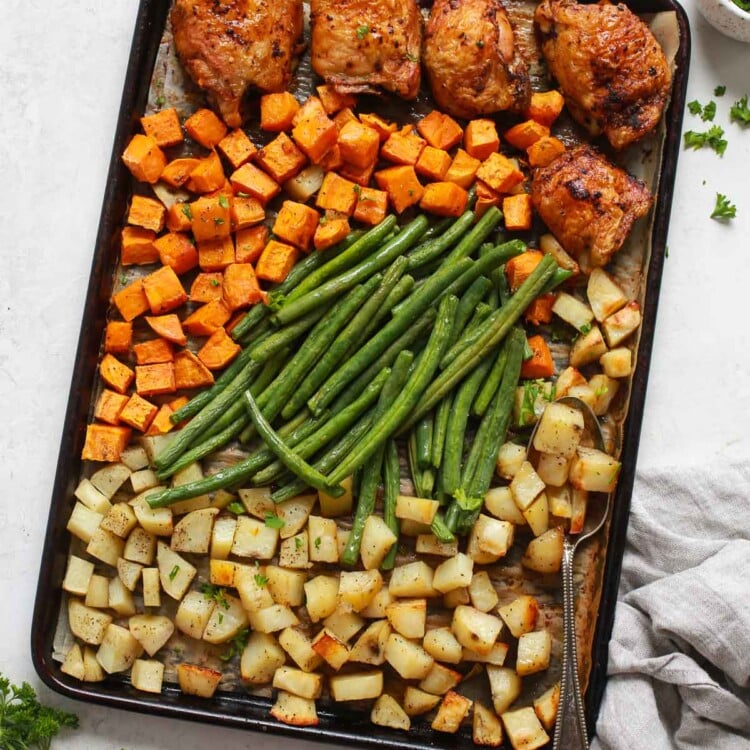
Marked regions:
[264,512,285,530]
[687,100,716,121]
[711,193,737,220]
[730,95,750,125]
[295,537,303,550]
[687,100,702,115]
[683,125,727,156]
[476,40,485,48]
[220,628,249,662]
[210,278,220,287]
[314,536,322,550]
[714,85,726,97]
[156,95,166,107]
[200,583,230,609]
[119,274,128,285]
[168,564,180,581]
[579,322,592,334]
[594,384,609,398]
[352,184,361,196]
[227,501,246,516]
[181,204,193,220]
[218,612,224,624]
[254,572,269,587]
[520,380,541,425]
[356,24,370,39]
[218,195,230,209]
[733,0,750,11]
[319,215,327,225]
[214,217,225,226]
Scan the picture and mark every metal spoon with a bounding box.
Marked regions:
[527,396,612,750]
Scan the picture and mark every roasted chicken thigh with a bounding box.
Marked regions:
[310,0,422,100]
[423,0,530,119]
[171,0,304,128]
[535,0,671,150]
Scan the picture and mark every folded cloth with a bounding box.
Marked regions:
[592,462,750,750]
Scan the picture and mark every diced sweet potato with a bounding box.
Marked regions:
[218,128,257,169]
[153,232,199,275]
[504,120,550,151]
[198,236,235,272]
[183,299,232,336]
[122,134,167,184]
[415,146,452,181]
[198,327,241,370]
[314,217,350,251]
[502,193,533,231]
[174,350,215,389]
[475,180,501,220]
[353,187,388,226]
[273,201,320,251]
[417,110,463,151]
[260,92,301,132]
[476,153,525,194]
[527,136,566,168]
[190,273,224,303]
[140,108,183,148]
[189,150,226,194]
[292,108,338,164]
[317,144,344,172]
[337,121,380,169]
[135,362,176,397]
[81,424,132,462]
[381,126,426,166]
[119,393,159,432]
[223,263,263,309]
[317,85,357,114]
[231,195,265,230]
[94,389,129,425]
[145,404,177,436]
[104,321,133,354]
[505,250,544,292]
[293,96,329,126]
[113,279,150,321]
[339,160,376,188]
[445,149,481,189]
[374,166,424,214]
[100,354,135,394]
[256,240,299,283]
[230,163,281,205]
[525,90,566,126]
[160,158,200,188]
[419,182,469,217]
[190,195,232,242]
[520,335,555,379]
[145,314,187,346]
[256,132,308,184]
[133,338,173,365]
[333,107,359,132]
[524,292,556,326]
[142,266,188,314]
[166,203,193,233]
[184,108,228,148]
[127,195,166,233]
[359,113,398,142]
[464,120,500,161]
[121,226,159,265]
[235,225,269,264]
[316,172,359,215]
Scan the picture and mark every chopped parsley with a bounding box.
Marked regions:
[156,95,166,107]
[579,322,593,335]
[210,278,220,287]
[356,24,370,39]
[730,95,750,125]
[687,99,716,121]
[683,125,727,156]
[711,193,737,220]
[295,537,304,550]
[220,628,249,662]
[476,40,485,48]
[119,274,128,285]
[714,85,726,97]
[352,184,361,196]
[254,572,269,587]
[594,384,609,398]
[181,204,193,220]
[214,217,225,226]
[200,583,230,609]
[314,536,322,550]
[218,194,230,209]
[168,565,180,581]
[227,501,246,516]
[264,512,285,530]
[732,0,750,11]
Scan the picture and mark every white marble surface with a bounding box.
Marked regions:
[0,2,748,748]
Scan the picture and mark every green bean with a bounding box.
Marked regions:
[431,395,453,469]
[449,277,494,345]
[472,345,508,418]
[381,440,401,570]
[247,306,327,363]
[542,267,574,295]
[443,206,503,264]
[430,512,456,544]
[406,210,476,269]
[415,413,434,470]
[421,216,455,241]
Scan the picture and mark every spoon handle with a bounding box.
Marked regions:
[553,537,589,750]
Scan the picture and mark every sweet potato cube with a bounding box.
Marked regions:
[160,158,200,188]
[122,134,167,184]
[121,226,159,265]
[339,160,375,188]
[230,163,280,205]
[256,240,299,283]
[231,195,265,230]
[185,108,227,148]
[374,166,424,214]
[113,279,150,321]
[260,92,301,132]
[255,132,308,184]
[417,110,463,151]
[505,250,544,292]
[190,273,223,303]
[314,217,351,251]
[475,180,501,219]
[218,128,257,169]
[353,188,388,226]
[190,195,231,241]
[273,201,320,251]
[504,120,550,151]
[524,293,556,325]
[476,153,525,194]
[146,404,177,436]
[153,232,199,275]
[145,314,187,346]
[520,335,555,379]
[527,136,566,168]
[198,236,235,272]
[337,121,380,169]
[525,90,566,126]
[316,172,359,215]
[419,182,469,218]
[503,194,533,231]
[94,389,129,425]
[174,350,215,389]
[465,119,500,161]
[293,96,329,127]
[416,146,452,181]
[100,354,135,394]
[166,203,193,233]
[104,321,133,354]
[140,107,183,147]
[292,109,338,164]
[183,299,232,336]
[223,263,263,309]
[82,424,131,462]
[445,149,481,189]
[133,338,173,365]
[135,362,176,397]
[333,107,358,132]
[359,113,398,143]
[381,127,426,166]
[317,85,357,114]
[317,144,344,172]
[198,328,241,370]
[235,225,269,264]
[127,195,166,233]
[119,393,158,432]
[189,150,226,194]
[142,266,187,314]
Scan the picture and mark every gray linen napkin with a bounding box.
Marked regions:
[592,462,750,749]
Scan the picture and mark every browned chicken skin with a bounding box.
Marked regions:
[171,0,304,128]
[535,0,671,150]
[423,0,530,119]
[310,0,422,99]
[530,145,652,268]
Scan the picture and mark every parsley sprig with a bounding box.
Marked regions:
[711,193,737,221]
[730,95,750,125]
[683,125,727,156]
[687,99,716,122]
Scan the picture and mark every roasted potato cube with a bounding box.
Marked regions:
[131,491,173,537]
[602,301,641,347]
[203,593,249,644]
[249,604,300,634]
[587,268,627,322]
[60,643,85,680]
[468,572,499,613]
[385,633,434,679]
[470,515,515,558]
[386,599,427,639]
[82,646,105,682]
[432,553,474,593]
[569,447,621,492]
[521,527,564,573]
[101,502,138,539]
[522,493,550,537]
[589,374,620,416]
[278,627,323,673]
[308,515,339,563]
[62,555,95,596]
[96,624,143,674]
[117,557,143,592]
[74,478,112,515]
[210,516,237,560]
[129,614,174,657]
[483,487,526,526]
[423,627,463,664]
[551,292,594,331]
[108,577,136,616]
[157,542,196,600]
[487,666,522,714]
[533,683,560,731]
[273,666,323,700]
[371,694,411,731]
[130,659,164,694]
[462,642,509,666]
[338,569,383,612]
[497,595,539,638]
[431,690,472,733]
[232,515,279,559]
[501,707,550,750]
[318,475,353,517]
[569,325,608,368]
[360,514,398,570]
[329,671,384,701]
[123,527,156,565]
[516,630,552,676]
[395,494,440,525]
[403,686,441,716]
[360,587,395,619]
[235,564,275,612]
[419,662,462,696]
[389,561,438,598]
[67,503,104,544]
[536,452,571,487]
[473,700,504,746]
[323,607,366,643]
[68,599,112,646]
[241,631,286,685]
[349,620,391,666]
[278,533,311,569]
[270,691,319,726]
[177,663,222,698]
[510,462,545,511]
[415,534,459,557]
[496,442,527,479]
[265,565,307,608]
[600,346,633,378]
[312,627,350,670]
[175,591,216,639]
[170,507,218,554]
[277,494,316,539]
[85,575,110,609]
[452,605,503,655]
[532,402,584,458]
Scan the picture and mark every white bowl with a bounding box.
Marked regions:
[696,0,750,42]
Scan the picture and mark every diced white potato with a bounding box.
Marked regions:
[554,366,587,399]
[533,402,584,459]
[232,516,279,559]
[496,442,527,480]
[551,292,594,331]
[169,463,211,515]
[589,374,620,416]
[273,666,323,700]
[431,690,473,733]
[60,643,85,680]
[278,627,323,672]
[587,267,627,322]
[403,686,442,716]
[360,587,395,619]
[108,577,135,617]
[473,700,504,747]
[432,553,474,593]
[82,646,105,682]
[101,503,138,539]
[336,527,350,559]
[90,462,131,499]
[131,492,173,537]
[265,566,306,608]
[175,591,216,639]
[141,567,161,607]
[501,707,550,750]
[570,488,588,534]
[130,659,164,694]
[451,605,503,655]
[74,479,112,515]
[521,527,564,573]
[278,533,310,569]
[241,632,286,684]
[87,527,125,567]
[177,663,222,698]
[462,642,509,666]
[304,575,339,622]
[536,452,570,487]
[386,599,427,639]
[324,607,366,642]
[157,542,196,600]
[329,671,384,701]
[566,382,597,410]
[128,614,174,657]
[516,630,552,676]
[85,575,110,609]
[96,624,143,674]
[399,518,432,537]
[510,462,545,511]
[371,694,411,731]
[569,325,608,368]
[360,515,398,570]
[547,485,573,518]
[423,627,463,664]
[318,475,353,517]
[203,593,249,644]
[443,587,471,608]
[249,604,299,634]
[338,569,383,612]
[540,233,579,274]
[602,300,641,347]
[62,555,94,596]
[396,495,439,525]
[389,561,438,598]
[277,494,316,539]
[209,559,238,588]
[471,515,515,558]
[212,490,236,511]
[419,662,462,696]
[533,683,560,731]
[312,627,351,670]
[484,487,526,526]
[67,503,104,544]
[130,468,160,494]
[171,508,218,554]
[116,557,142,592]
[349,620,391,665]
[123,527,156,565]
[486,666,522,714]
[385,633,434,679]
[522,493,549,537]
[600,346,632,378]
[210,516,237,560]
[415,534,459,557]
[139,434,177,466]
[120,444,149,471]
[270,690,319,726]
[497,595,539,638]
[569,447,621,492]
[283,164,325,202]
[469,572,499,613]
[308,516,338,563]
[238,487,274,518]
